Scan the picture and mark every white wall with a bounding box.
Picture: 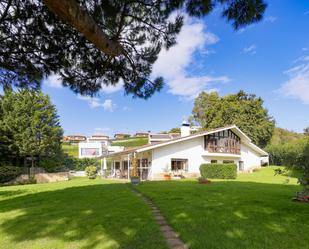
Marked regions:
[151,136,206,176]
[150,136,264,177]
[78,142,103,158]
[240,143,262,170]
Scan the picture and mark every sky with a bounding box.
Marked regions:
[42,0,309,136]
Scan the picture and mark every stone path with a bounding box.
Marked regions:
[130,187,188,249]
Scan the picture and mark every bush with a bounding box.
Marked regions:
[85,166,98,179]
[200,163,237,179]
[0,166,23,183]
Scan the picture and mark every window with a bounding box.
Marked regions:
[81,148,99,156]
[210,160,217,164]
[223,160,234,164]
[171,159,188,172]
[204,129,241,154]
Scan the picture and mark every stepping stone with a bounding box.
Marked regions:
[129,187,187,249]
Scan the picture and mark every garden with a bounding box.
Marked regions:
[0,166,308,249]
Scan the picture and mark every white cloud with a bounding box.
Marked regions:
[100,80,124,94]
[242,44,257,54]
[152,15,230,99]
[279,57,309,104]
[302,47,308,51]
[264,16,277,23]
[43,73,63,88]
[77,95,116,111]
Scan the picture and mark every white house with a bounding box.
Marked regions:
[79,142,124,158]
[101,123,269,180]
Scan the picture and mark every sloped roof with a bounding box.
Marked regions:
[101,125,268,158]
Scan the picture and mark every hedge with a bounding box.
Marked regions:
[0,166,23,183]
[200,163,237,179]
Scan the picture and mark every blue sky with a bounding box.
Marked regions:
[42,0,309,136]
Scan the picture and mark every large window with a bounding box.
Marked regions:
[80,148,100,156]
[204,129,241,154]
[171,159,188,172]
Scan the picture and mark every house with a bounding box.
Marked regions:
[148,133,180,144]
[87,134,110,145]
[114,133,131,139]
[79,142,124,158]
[100,122,269,180]
[135,132,149,137]
[63,135,86,143]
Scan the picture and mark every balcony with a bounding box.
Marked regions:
[206,145,240,155]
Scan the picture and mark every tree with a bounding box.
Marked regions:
[169,127,181,133]
[304,127,309,136]
[0,0,267,98]
[192,90,275,147]
[0,90,63,167]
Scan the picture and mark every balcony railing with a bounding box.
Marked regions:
[207,145,240,155]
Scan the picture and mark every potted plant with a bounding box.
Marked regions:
[130,157,140,184]
[162,165,171,180]
[198,177,211,184]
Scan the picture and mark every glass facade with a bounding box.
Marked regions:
[80,148,100,156]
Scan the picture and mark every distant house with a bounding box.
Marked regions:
[63,135,86,143]
[114,133,131,139]
[101,122,269,180]
[134,132,149,137]
[79,142,123,159]
[148,133,180,144]
[87,134,109,146]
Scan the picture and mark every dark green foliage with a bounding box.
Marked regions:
[0,90,63,167]
[0,0,266,98]
[304,127,309,136]
[0,166,22,183]
[192,90,275,147]
[266,137,309,199]
[200,163,237,179]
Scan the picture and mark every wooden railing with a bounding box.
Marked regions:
[207,145,240,154]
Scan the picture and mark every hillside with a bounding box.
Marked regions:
[62,143,79,158]
[111,137,148,148]
[270,127,304,145]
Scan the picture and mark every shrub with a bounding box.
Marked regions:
[85,166,98,179]
[200,163,237,179]
[0,166,23,183]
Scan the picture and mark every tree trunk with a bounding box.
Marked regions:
[43,0,124,57]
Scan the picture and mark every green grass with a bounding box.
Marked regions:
[111,137,148,148]
[136,166,309,249]
[62,143,79,158]
[0,179,167,249]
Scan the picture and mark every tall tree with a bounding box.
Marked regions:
[192,90,275,147]
[304,127,309,136]
[0,0,267,98]
[0,90,63,166]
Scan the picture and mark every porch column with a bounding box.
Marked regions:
[100,158,103,177]
[127,154,130,180]
[139,157,142,179]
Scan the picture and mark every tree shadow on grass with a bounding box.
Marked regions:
[0,182,168,249]
[137,181,309,249]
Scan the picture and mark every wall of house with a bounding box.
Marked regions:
[151,136,206,179]
[240,143,262,171]
[150,136,264,179]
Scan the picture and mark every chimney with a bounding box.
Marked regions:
[181,120,190,137]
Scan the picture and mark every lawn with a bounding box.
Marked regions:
[111,137,148,148]
[136,166,309,249]
[0,178,167,249]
